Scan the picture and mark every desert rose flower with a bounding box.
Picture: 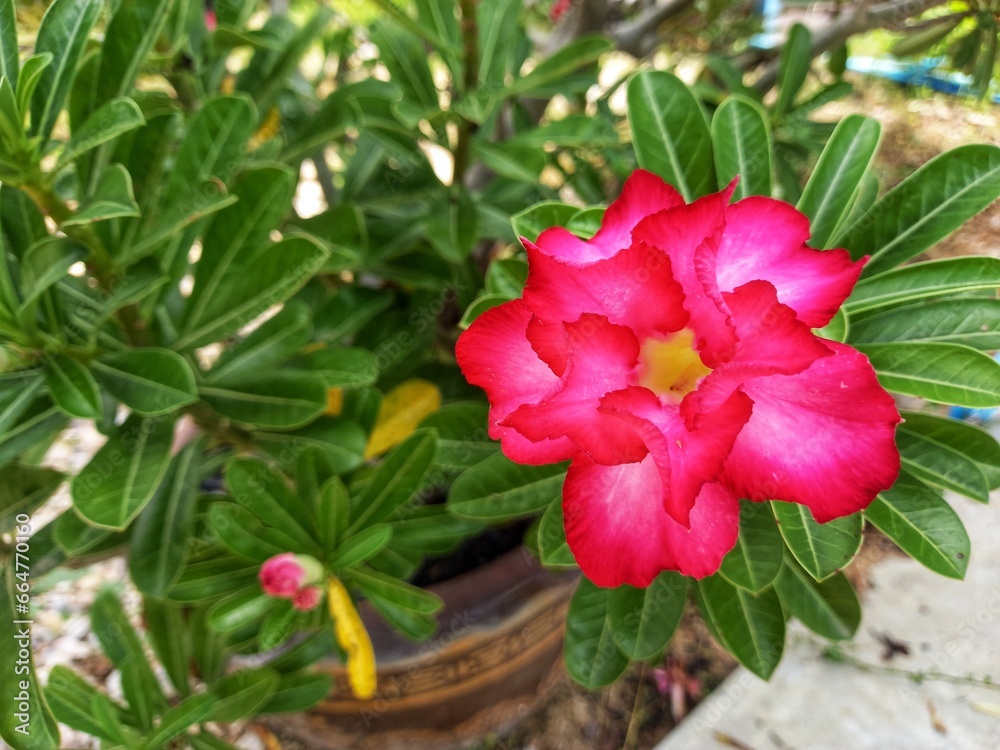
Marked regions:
[292,585,323,611]
[456,170,901,588]
[259,553,323,598]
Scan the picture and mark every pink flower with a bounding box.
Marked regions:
[259,553,321,598]
[550,0,573,23]
[292,585,323,611]
[456,170,901,588]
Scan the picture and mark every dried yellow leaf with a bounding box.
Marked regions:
[364,378,441,458]
[327,576,377,700]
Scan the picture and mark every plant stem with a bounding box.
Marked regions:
[452,0,480,190]
[826,647,1000,692]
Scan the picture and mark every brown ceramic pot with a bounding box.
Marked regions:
[273,548,578,749]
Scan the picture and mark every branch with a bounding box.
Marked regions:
[751,0,945,93]
[610,0,698,57]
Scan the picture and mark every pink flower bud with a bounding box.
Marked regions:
[259,553,323,598]
[292,585,323,611]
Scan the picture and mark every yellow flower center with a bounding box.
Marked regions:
[638,329,712,402]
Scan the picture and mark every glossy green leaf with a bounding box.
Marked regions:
[344,567,442,614]
[848,298,1000,350]
[814,307,848,342]
[18,237,87,314]
[71,414,175,530]
[62,163,140,225]
[328,524,393,569]
[174,235,328,350]
[796,115,881,248]
[476,0,520,90]
[55,98,145,171]
[773,557,860,641]
[627,70,714,201]
[372,22,437,111]
[858,341,1000,407]
[364,586,438,640]
[564,579,629,689]
[897,427,989,502]
[209,669,279,723]
[696,575,785,679]
[45,666,122,742]
[510,201,577,241]
[771,502,862,580]
[298,348,379,389]
[447,452,567,521]
[899,411,1000,489]
[506,36,612,96]
[349,428,437,532]
[226,458,320,555]
[253,418,367,476]
[773,23,812,117]
[837,145,1000,275]
[846,257,1000,314]
[257,672,332,715]
[607,572,687,661]
[317,477,350,556]
[146,694,215,747]
[206,301,312,384]
[0,463,63,532]
[96,0,174,105]
[92,348,198,416]
[459,293,507,329]
[200,371,327,430]
[0,400,66,468]
[719,501,783,593]
[711,95,772,200]
[168,556,258,604]
[0,0,17,92]
[143,598,192,697]
[207,587,274,635]
[16,56,50,132]
[44,354,101,419]
[208,502,307,561]
[128,441,202,596]
[29,0,101,142]
[1,561,61,750]
[90,589,166,729]
[865,472,970,579]
[536,498,577,569]
[418,401,497,471]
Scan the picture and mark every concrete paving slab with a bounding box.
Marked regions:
[657,488,1000,750]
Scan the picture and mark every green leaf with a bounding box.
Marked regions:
[207,587,274,635]
[45,666,122,741]
[476,0,520,91]
[53,508,111,556]
[92,348,198,415]
[536,499,577,569]
[257,672,332,715]
[145,692,215,748]
[814,307,848,342]
[627,70,715,201]
[174,235,328,350]
[846,257,1000,315]
[506,36,612,97]
[129,441,202,596]
[29,0,101,142]
[485,257,528,300]
[182,165,297,337]
[298,347,379,389]
[865,472,969,579]
[62,163,140,225]
[315,286,394,345]
[0,400,66,468]
[719,501,783,593]
[696,575,785,679]
[317,477,350,556]
[55,98,145,171]
[329,524,393,569]
[0,463,63,532]
[897,428,989,503]
[200,371,327,429]
[447,453,567,522]
[364,589,437,640]
[143,598,193,697]
[858,341,1000,407]
[424,185,478,263]
[372,22,438,111]
[459,293,507,329]
[899,411,1000,489]
[418,400,497,471]
[773,23,812,117]
[71,414,175,530]
[0,0,17,92]
[168,556,258,604]
[226,458,321,555]
[1,561,61,750]
[15,54,51,129]
[209,669,279,723]
[253,418,367,476]
[711,95,772,200]
[837,145,1000,275]
[95,0,175,106]
[348,428,437,533]
[848,298,1000,350]
[771,502,862,580]
[773,557,860,641]
[208,502,307,561]
[564,579,629,689]
[796,115,881,248]
[344,567,442,614]
[90,589,167,729]
[18,237,87,315]
[207,302,311,384]
[510,201,577,241]
[607,572,687,661]
[44,354,101,419]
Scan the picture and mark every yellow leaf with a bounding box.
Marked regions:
[364,378,441,459]
[327,576,377,700]
[325,387,344,416]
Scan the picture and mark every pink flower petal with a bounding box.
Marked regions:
[504,315,647,464]
[631,191,736,366]
[521,238,688,346]
[719,341,901,521]
[455,299,576,464]
[563,457,741,586]
[600,386,752,525]
[716,197,865,328]
[531,170,685,263]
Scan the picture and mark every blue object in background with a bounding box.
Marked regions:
[946,353,1000,424]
